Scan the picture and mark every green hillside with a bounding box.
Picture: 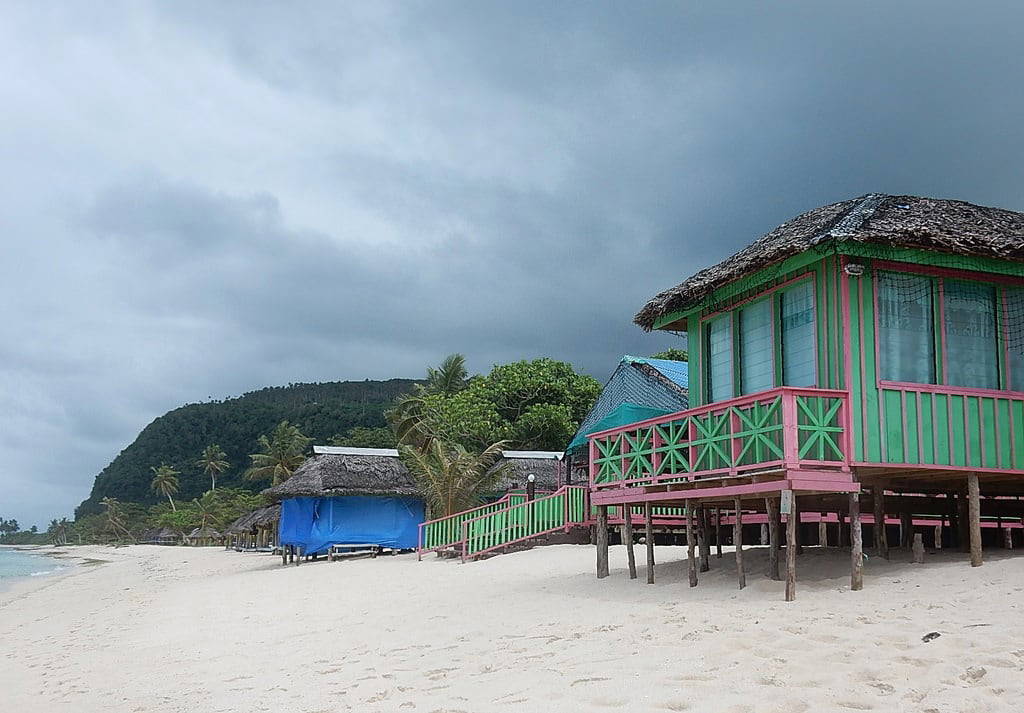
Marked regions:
[76,379,418,517]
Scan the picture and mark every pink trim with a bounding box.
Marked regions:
[591,474,858,506]
[879,380,1024,399]
[871,259,1024,287]
[850,460,1024,475]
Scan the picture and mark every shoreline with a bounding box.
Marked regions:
[0,544,107,606]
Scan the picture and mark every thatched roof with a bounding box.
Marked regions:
[489,451,564,491]
[142,527,178,542]
[635,194,1024,330]
[225,504,280,534]
[186,525,222,540]
[262,447,417,501]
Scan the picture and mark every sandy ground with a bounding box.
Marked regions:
[1,542,1023,713]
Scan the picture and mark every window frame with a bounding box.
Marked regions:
[700,273,818,403]
[873,264,1024,395]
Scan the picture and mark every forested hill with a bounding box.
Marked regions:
[76,379,418,517]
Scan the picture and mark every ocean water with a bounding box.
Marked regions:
[0,548,64,588]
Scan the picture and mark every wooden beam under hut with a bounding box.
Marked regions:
[698,506,711,573]
[734,498,745,590]
[765,497,781,581]
[785,494,797,602]
[873,484,889,560]
[622,507,637,580]
[596,505,609,579]
[715,507,722,559]
[687,501,698,588]
[645,502,655,585]
[968,473,982,567]
[850,492,863,591]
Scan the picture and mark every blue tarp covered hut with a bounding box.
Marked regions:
[264,447,424,555]
[565,355,689,481]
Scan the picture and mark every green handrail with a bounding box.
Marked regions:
[419,494,528,554]
[462,486,587,560]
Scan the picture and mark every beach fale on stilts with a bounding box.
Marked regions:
[586,194,1024,599]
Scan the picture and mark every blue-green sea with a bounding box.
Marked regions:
[0,548,64,588]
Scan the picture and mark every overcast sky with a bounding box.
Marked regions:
[3,2,1024,527]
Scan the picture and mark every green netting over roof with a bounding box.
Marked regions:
[566,402,672,453]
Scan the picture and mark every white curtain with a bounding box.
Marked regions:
[707,315,733,402]
[781,281,816,386]
[942,280,998,389]
[739,299,773,394]
[877,272,935,384]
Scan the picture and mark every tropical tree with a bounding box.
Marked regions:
[651,348,689,362]
[191,492,222,530]
[244,421,311,486]
[196,444,230,492]
[150,464,180,511]
[425,353,469,396]
[388,353,471,449]
[328,426,396,449]
[400,439,509,518]
[100,497,134,542]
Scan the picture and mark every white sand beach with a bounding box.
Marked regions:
[2,543,1022,713]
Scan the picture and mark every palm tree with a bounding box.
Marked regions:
[150,464,180,511]
[425,353,468,396]
[191,492,221,530]
[244,421,311,486]
[196,444,230,492]
[100,497,133,542]
[400,439,509,518]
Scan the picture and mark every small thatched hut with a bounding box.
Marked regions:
[141,527,179,546]
[263,446,424,556]
[224,504,280,550]
[185,525,223,547]
[489,450,566,492]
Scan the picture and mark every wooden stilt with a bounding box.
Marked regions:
[873,485,889,560]
[900,511,913,549]
[1004,527,1014,550]
[698,506,710,573]
[818,515,828,548]
[912,533,924,563]
[622,509,637,580]
[645,502,654,584]
[734,498,745,590]
[596,505,610,579]
[715,507,723,559]
[839,506,849,548]
[794,498,803,555]
[934,523,943,550]
[686,501,698,588]
[785,495,797,602]
[760,523,769,545]
[967,473,982,567]
[957,490,970,553]
[765,497,780,581]
[849,492,863,591]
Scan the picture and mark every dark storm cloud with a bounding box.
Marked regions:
[3,1,1024,525]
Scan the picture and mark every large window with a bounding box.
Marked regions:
[877,270,1022,391]
[877,273,936,384]
[707,315,733,402]
[943,280,997,388]
[704,278,817,401]
[739,300,773,394]
[1006,288,1024,391]
[780,280,816,386]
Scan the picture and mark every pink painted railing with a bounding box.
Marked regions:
[588,387,852,489]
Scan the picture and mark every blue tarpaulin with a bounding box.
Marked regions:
[278,496,425,554]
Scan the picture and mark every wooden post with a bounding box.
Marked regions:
[785,496,797,602]
[900,511,913,549]
[912,533,924,563]
[818,515,828,548]
[957,490,970,553]
[794,498,803,555]
[765,497,780,580]
[839,502,849,548]
[622,509,637,580]
[760,523,769,545]
[715,507,723,558]
[698,506,710,573]
[734,497,745,590]
[873,485,889,560]
[934,523,943,550]
[1004,527,1014,550]
[596,505,610,578]
[645,502,655,584]
[849,492,863,591]
[686,501,698,588]
[967,473,982,567]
